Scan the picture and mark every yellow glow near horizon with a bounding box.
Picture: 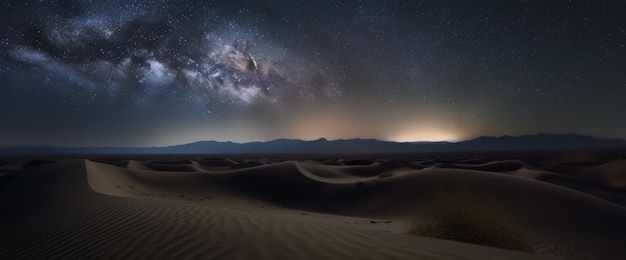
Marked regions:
[288,108,466,143]
[150,108,469,146]
[384,122,464,142]
[386,130,461,142]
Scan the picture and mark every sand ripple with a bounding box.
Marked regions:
[2,156,626,259]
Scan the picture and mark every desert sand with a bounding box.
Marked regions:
[1,151,626,259]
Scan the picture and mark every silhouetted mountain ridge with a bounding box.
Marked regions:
[1,134,625,155]
[457,133,625,151]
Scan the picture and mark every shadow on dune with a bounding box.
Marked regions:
[81,156,626,258]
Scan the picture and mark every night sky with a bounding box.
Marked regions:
[1,0,625,147]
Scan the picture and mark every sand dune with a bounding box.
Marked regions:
[579,159,626,188]
[2,155,626,259]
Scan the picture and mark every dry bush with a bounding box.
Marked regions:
[409,192,531,252]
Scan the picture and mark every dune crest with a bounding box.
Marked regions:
[2,156,626,259]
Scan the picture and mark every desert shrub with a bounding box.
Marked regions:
[409,192,530,252]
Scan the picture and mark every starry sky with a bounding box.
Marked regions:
[1,0,625,147]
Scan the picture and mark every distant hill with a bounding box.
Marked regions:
[1,134,625,155]
[453,134,626,152]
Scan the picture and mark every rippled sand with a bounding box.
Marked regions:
[1,152,625,259]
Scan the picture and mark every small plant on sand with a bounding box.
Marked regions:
[409,191,531,252]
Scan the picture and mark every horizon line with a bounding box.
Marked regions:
[1,133,624,149]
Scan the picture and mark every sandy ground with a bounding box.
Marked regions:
[1,152,625,259]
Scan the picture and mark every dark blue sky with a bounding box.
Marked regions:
[1,0,625,147]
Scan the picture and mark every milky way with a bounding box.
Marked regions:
[7,4,340,108]
[1,1,626,146]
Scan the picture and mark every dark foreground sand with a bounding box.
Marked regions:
[1,151,625,259]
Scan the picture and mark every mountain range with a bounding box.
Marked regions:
[1,134,626,155]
